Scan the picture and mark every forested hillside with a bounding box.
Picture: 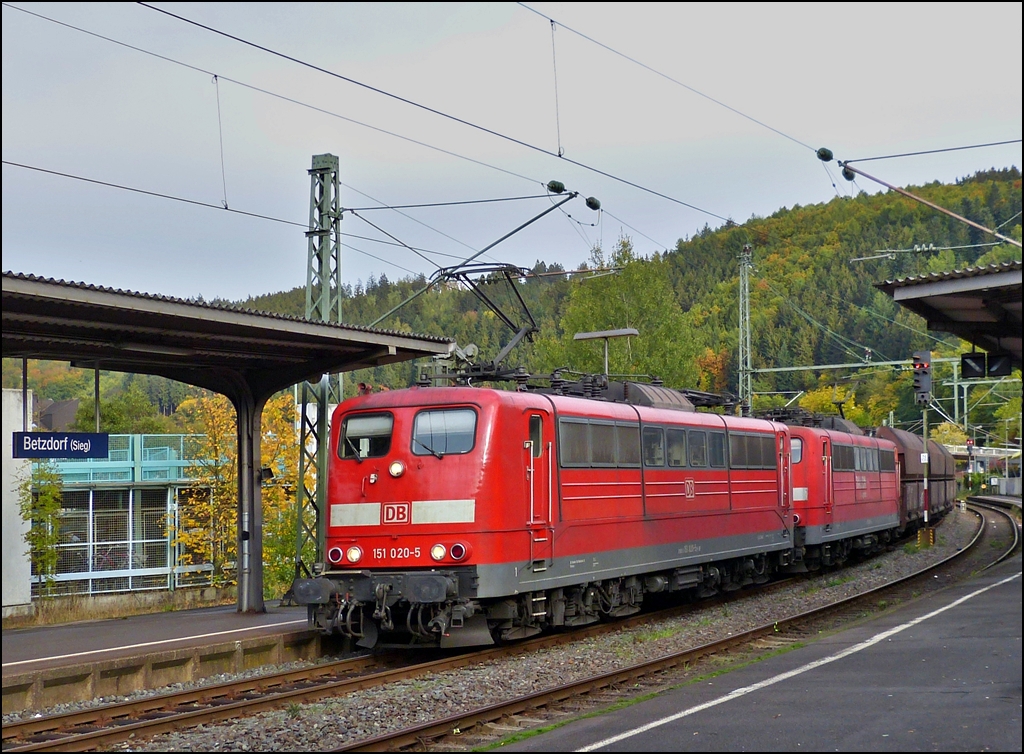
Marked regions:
[5,168,1020,441]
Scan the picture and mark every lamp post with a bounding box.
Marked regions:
[573,328,639,377]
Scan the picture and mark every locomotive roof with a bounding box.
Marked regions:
[342,384,787,432]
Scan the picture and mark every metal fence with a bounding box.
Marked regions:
[31,435,216,597]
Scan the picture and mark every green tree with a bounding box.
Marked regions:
[17,463,63,597]
[931,422,969,446]
[174,391,302,597]
[535,236,702,388]
[71,386,176,434]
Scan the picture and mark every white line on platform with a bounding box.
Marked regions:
[577,571,1021,752]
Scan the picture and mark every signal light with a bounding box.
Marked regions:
[912,350,931,404]
[986,353,1012,377]
[961,352,986,379]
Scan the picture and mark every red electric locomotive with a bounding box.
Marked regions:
[291,376,933,650]
[787,424,901,570]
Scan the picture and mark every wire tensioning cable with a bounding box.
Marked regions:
[844,139,1022,164]
[518,2,817,153]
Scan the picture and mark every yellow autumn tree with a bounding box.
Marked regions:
[175,391,302,597]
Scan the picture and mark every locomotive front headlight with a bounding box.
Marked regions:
[388,460,405,478]
[345,546,363,564]
[430,543,446,561]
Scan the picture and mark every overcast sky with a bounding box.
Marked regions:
[3,2,1021,304]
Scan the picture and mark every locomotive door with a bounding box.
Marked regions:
[822,437,834,529]
[777,430,790,510]
[525,411,553,570]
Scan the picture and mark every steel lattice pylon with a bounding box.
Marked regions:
[738,244,753,414]
[295,154,342,581]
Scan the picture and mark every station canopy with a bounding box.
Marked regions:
[876,261,1022,370]
[2,271,453,395]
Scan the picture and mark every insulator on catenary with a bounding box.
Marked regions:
[546,180,566,194]
[816,147,834,162]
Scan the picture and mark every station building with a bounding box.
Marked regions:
[2,388,217,613]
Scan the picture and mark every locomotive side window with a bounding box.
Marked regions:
[708,432,727,468]
[590,422,616,466]
[879,448,896,471]
[412,408,476,456]
[729,433,747,468]
[791,437,803,464]
[761,435,777,469]
[616,424,641,466]
[666,429,687,467]
[529,415,543,459]
[833,444,855,471]
[729,433,776,469]
[559,419,643,467]
[559,420,589,466]
[339,413,393,459]
[642,427,665,467]
[687,430,707,467]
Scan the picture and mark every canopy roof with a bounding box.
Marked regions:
[876,261,1021,369]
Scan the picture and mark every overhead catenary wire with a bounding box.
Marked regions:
[4,2,739,275]
[2,160,307,228]
[343,194,550,211]
[137,2,729,222]
[1,2,541,186]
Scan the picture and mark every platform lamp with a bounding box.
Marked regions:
[573,328,639,377]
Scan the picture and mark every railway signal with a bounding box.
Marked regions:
[913,350,932,404]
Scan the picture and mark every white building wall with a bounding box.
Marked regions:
[2,388,33,612]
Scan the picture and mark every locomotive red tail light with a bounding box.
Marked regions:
[327,547,343,564]
[345,546,363,564]
[449,543,468,561]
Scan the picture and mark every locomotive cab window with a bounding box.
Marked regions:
[791,437,803,464]
[412,408,476,457]
[339,413,393,460]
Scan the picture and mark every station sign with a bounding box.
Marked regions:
[13,432,109,459]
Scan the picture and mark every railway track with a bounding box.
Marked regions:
[3,506,1012,753]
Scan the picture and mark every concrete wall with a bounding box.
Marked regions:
[2,388,33,615]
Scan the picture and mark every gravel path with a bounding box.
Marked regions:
[77,510,980,752]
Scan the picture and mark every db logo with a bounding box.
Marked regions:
[383,503,410,524]
[684,479,695,499]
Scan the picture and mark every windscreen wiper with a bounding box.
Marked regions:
[413,436,443,460]
[344,436,364,463]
